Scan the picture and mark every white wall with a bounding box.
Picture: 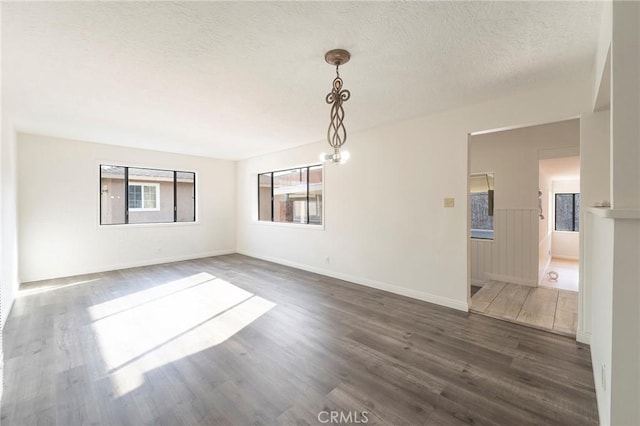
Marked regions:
[237,77,592,312]
[538,165,552,283]
[579,110,610,344]
[17,133,237,282]
[552,179,580,193]
[469,120,580,286]
[587,2,640,424]
[0,0,4,400]
[610,217,640,425]
[551,232,579,261]
[1,121,18,328]
[587,211,614,423]
[470,121,579,210]
[470,209,539,286]
[607,2,640,423]
[470,239,492,286]
[551,179,580,260]
[610,3,639,210]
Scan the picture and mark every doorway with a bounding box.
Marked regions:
[467,119,581,337]
[538,155,581,294]
[533,154,581,335]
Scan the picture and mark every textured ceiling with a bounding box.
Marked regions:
[2,2,603,160]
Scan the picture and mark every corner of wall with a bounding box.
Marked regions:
[576,330,591,345]
[1,121,19,330]
[592,0,612,111]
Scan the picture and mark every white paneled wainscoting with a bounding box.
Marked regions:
[471,209,539,286]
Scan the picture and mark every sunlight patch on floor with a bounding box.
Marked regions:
[89,273,276,396]
[89,272,218,321]
[19,278,101,296]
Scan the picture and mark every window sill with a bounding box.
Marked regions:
[98,221,200,229]
[253,220,324,231]
[470,229,494,240]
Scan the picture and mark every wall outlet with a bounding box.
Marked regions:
[444,198,455,208]
[601,364,606,390]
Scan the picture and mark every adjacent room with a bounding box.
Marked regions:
[538,155,581,293]
[468,120,581,336]
[1,2,638,425]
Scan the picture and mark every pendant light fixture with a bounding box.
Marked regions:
[321,49,351,164]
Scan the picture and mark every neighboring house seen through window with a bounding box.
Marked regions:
[100,165,195,225]
[258,165,323,225]
[128,182,160,211]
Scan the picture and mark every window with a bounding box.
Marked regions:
[470,172,494,239]
[555,193,580,232]
[128,183,160,211]
[100,165,195,225]
[258,165,323,225]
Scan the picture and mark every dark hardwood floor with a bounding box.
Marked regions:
[2,254,598,425]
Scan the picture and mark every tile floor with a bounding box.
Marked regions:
[471,281,578,337]
[540,258,579,292]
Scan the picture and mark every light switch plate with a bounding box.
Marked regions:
[444,198,455,208]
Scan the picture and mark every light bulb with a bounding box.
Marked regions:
[339,150,351,164]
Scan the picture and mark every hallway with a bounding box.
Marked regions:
[540,258,579,292]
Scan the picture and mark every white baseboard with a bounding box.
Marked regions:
[20,249,469,313]
[538,255,552,286]
[20,249,236,284]
[237,250,469,312]
[551,255,580,261]
[486,272,538,287]
[576,330,591,345]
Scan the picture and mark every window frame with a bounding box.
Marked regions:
[257,164,323,227]
[128,182,161,212]
[99,164,196,226]
[554,192,580,232]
